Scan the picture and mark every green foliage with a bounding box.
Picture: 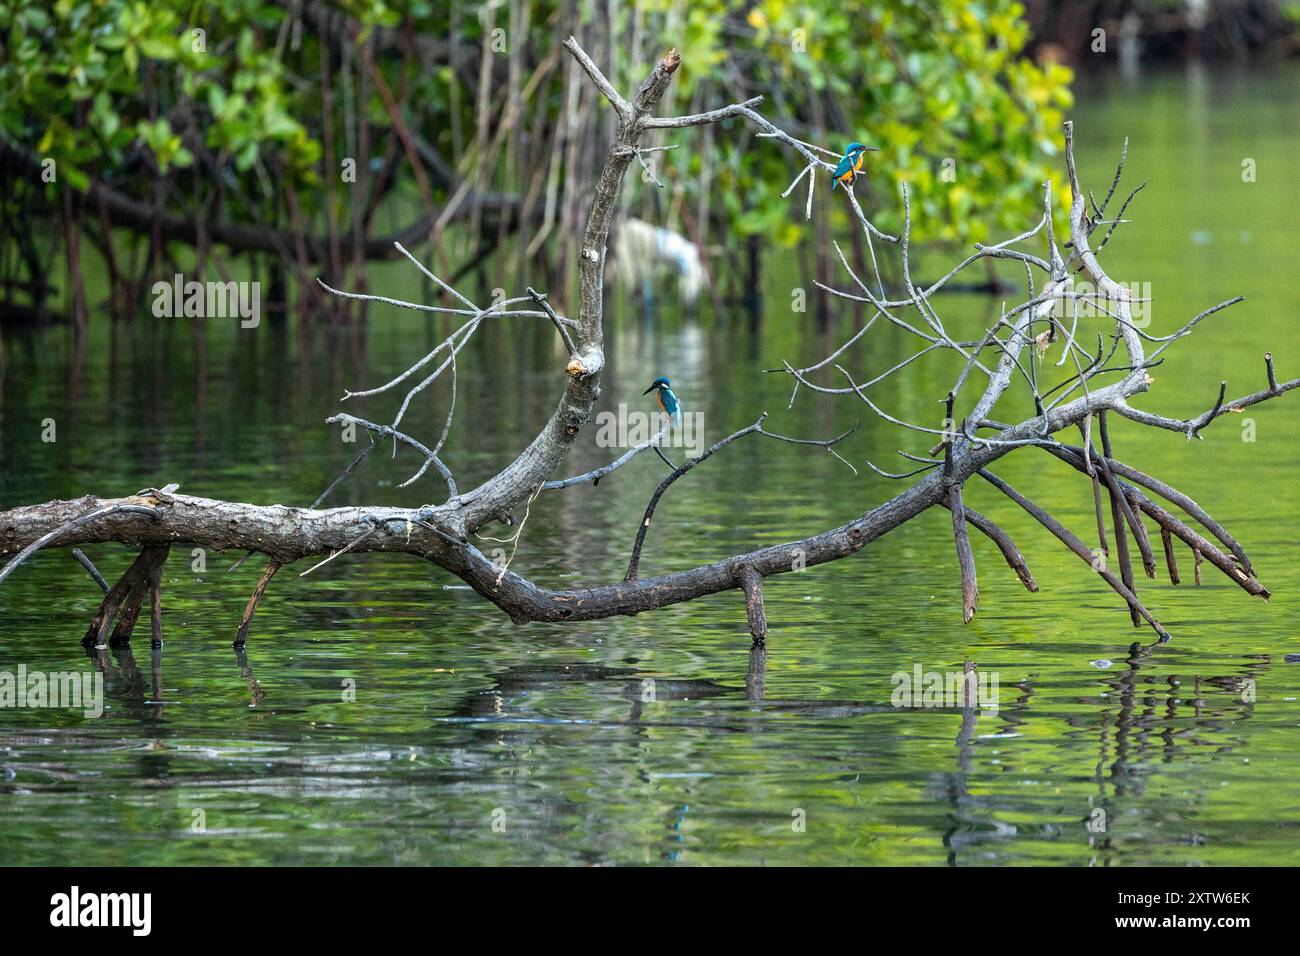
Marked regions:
[1,0,324,188]
[670,0,1073,246]
[0,0,1071,253]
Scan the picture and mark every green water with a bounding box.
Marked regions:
[2,63,1299,866]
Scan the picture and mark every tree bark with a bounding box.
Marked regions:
[0,53,1293,650]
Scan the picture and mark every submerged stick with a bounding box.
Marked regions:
[1045,445,1268,600]
[235,561,282,648]
[1056,441,1253,575]
[940,499,1037,592]
[738,565,768,643]
[949,484,979,622]
[979,469,1171,641]
[149,561,164,648]
[81,544,170,647]
[72,548,110,593]
[1160,527,1181,585]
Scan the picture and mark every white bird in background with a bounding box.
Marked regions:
[613,218,705,306]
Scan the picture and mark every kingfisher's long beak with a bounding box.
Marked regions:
[642,384,657,395]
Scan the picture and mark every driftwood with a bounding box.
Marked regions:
[2,38,1296,651]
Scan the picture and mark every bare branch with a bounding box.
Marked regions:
[543,423,671,490]
[561,36,631,119]
[1113,371,1300,438]
[527,287,577,355]
[979,469,1171,641]
[625,417,768,581]
[327,413,457,498]
[1044,445,1269,600]
[5,79,1299,651]
[642,96,764,129]
[940,499,1037,592]
[949,483,979,623]
[72,548,109,593]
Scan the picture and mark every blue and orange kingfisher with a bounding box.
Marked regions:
[831,142,871,191]
[643,376,682,429]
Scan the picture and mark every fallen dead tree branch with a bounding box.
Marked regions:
[2,38,1295,651]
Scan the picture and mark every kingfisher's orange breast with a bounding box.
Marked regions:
[837,155,863,186]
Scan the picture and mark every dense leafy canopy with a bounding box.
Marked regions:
[1,0,1071,254]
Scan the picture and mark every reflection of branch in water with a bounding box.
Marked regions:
[938,663,1030,866]
[110,645,146,703]
[235,647,266,708]
[80,640,162,722]
[150,644,164,706]
[1091,642,1167,857]
[917,643,1272,867]
[83,640,110,673]
[442,659,902,736]
[1086,642,1263,863]
[421,650,1277,864]
[747,644,766,704]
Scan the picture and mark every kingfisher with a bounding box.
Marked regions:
[831,142,871,191]
[643,376,682,429]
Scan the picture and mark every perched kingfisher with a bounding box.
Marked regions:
[643,376,682,428]
[831,142,870,191]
